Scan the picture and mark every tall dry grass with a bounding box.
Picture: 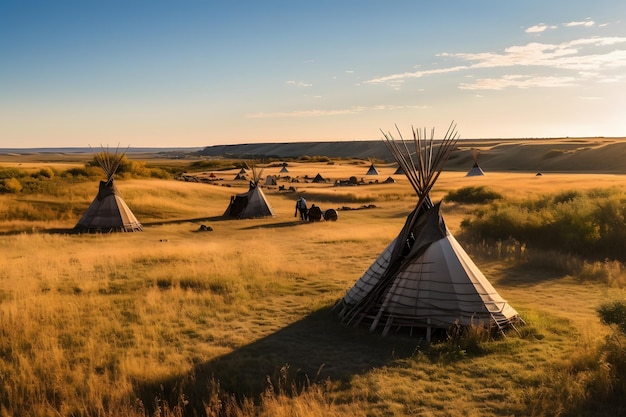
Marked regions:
[0,169,625,416]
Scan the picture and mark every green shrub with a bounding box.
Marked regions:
[445,186,502,204]
[61,167,96,179]
[461,188,626,262]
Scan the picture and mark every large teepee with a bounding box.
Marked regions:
[465,148,485,177]
[224,163,275,219]
[336,123,520,338]
[74,147,143,233]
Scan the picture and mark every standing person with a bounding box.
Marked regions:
[295,196,308,220]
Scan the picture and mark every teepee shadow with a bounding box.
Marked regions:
[133,306,418,415]
[494,263,568,287]
[241,220,308,230]
[142,215,228,227]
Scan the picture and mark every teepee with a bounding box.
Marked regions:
[74,147,143,233]
[365,159,379,175]
[465,148,485,177]
[279,163,289,173]
[335,123,520,339]
[224,163,275,219]
[312,173,325,183]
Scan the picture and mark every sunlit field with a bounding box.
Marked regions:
[1,155,626,416]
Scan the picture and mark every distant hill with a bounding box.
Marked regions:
[199,137,626,173]
[198,141,390,161]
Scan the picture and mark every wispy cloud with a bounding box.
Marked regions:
[246,104,429,119]
[286,80,312,88]
[564,20,595,27]
[366,66,468,84]
[451,38,626,71]
[365,36,626,90]
[525,24,556,33]
[459,74,578,90]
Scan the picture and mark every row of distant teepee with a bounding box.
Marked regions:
[367,150,485,177]
[76,144,484,232]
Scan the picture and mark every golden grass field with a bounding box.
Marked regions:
[1,150,626,416]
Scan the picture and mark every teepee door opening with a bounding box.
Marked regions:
[226,195,248,218]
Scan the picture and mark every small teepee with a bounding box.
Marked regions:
[312,173,325,183]
[465,148,485,177]
[365,159,379,175]
[74,146,143,233]
[279,163,289,173]
[224,163,275,219]
[336,123,521,339]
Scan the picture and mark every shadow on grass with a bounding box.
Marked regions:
[0,216,303,236]
[241,220,310,230]
[133,306,419,415]
[143,215,230,226]
[492,262,571,287]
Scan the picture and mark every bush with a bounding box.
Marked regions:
[0,167,24,180]
[297,155,331,163]
[61,167,96,179]
[445,186,502,204]
[87,154,173,179]
[2,177,23,193]
[33,167,55,179]
[461,188,626,262]
[598,301,626,335]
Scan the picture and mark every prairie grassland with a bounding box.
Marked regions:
[0,167,625,416]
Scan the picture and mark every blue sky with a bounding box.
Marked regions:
[1,1,625,148]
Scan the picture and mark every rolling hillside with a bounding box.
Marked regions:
[199,137,626,173]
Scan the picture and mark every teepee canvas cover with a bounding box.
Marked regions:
[224,164,275,219]
[74,147,143,233]
[336,124,520,337]
[312,173,325,183]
